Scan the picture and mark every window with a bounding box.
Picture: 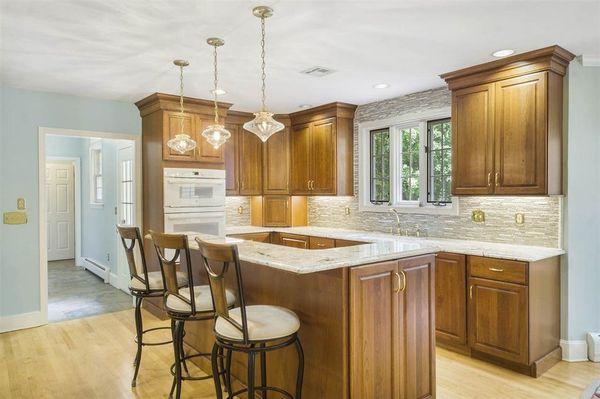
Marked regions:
[427,118,452,204]
[120,159,133,225]
[370,129,390,203]
[359,109,457,214]
[90,140,103,205]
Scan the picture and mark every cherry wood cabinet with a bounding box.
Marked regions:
[335,239,367,247]
[227,232,271,243]
[435,253,468,351]
[468,277,529,364]
[239,130,263,195]
[263,124,291,194]
[289,103,356,196]
[164,111,197,161]
[261,195,291,227]
[350,255,435,399]
[309,236,335,249]
[272,232,309,249]
[224,123,240,195]
[441,45,574,196]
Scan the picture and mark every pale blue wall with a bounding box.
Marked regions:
[563,58,600,342]
[0,87,140,317]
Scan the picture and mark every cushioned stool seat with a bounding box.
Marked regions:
[215,305,300,341]
[166,285,235,313]
[129,271,187,291]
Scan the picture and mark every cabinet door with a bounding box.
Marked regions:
[263,127,290,194]
[224,124,239,195]
[310,118,337,194]
[163,111,196,161]
[435,253,467,347]
[398,255,436,399]
[468,277,529,364]
[290,123,312,194]
[239,130,263,195]
[195,117,225,163]
[309,236,335,249]
[262,196,290,227]
[494,72,547,195]
[350,261,400,399]
[451,84,495,195]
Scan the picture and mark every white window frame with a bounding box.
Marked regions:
[89,139,103,207]
[358,107,459,215]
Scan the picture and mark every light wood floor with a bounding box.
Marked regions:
[1,309,598,399]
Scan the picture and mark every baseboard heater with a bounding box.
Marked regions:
[83,257,110,283]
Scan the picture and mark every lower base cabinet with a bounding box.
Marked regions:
[350,255,436,399]
[435,253,561,377]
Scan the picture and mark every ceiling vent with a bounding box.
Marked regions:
[300,66,336,77]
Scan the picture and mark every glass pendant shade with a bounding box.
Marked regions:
[167,133,197,154]
[243,111,285,142]
[201,123,231,149]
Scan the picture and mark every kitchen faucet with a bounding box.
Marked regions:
[389,208,402,235]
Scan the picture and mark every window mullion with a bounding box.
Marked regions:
[390,126,401,206]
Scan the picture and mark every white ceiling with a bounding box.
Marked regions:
[1,1,599,113]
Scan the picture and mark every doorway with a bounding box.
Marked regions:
[40,128,142,324]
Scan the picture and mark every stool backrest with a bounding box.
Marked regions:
[149,231,196,314]
[117,225,150,291]
[195,237,249,343]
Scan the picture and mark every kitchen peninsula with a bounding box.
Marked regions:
[180,226,563,398]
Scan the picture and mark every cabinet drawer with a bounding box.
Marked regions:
[309,236,335,249]
[468,256,528,285]
[228,232,271,243]
[279,233,309,249]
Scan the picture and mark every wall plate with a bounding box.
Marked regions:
[3,211,27,225]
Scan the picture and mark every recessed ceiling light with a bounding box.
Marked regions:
[492,49,515,58]
[299,104,312,109]
[373,83,389,89]
[210,88,227,95]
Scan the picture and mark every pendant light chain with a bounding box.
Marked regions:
[212,43,219,124]
[260,15,267,112]
[179,63,185,133]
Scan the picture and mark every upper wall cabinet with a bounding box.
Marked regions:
[441,45,575,196]
[136,93,230,166]
[263,118,291,195]
[289,102,357,196]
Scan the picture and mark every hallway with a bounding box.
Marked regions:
[48,259,132,322]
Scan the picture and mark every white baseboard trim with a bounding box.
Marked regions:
[83,257,110,283]
[560,339,589,362]
[0,311,46,333]
[76,256,85,268]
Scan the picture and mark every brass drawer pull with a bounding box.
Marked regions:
[310,180,314,190]
[317,243,326,247]
[394,272,401,293]
[394,270,406,293]
[469,285,473,299]
[307,180,310,190]
[487,172,492,187]
[488,267,504,272]
[494,172,499,186]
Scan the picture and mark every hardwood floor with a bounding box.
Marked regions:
[1,308,598,399]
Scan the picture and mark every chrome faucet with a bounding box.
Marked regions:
[389,208,402,235]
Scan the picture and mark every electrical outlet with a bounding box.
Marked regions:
[237,206,244,214]
[515,213,525,225]
[17,198,26,210]
[344,207,351,215]
[471,209,485,223]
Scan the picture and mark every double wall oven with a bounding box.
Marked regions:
[163,168,226,236]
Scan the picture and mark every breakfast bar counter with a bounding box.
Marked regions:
[181,230,438,399]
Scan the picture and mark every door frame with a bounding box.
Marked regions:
[38,127,142,325]
[115,142,136,293]
[46,157,82,266]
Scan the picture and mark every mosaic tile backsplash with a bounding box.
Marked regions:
[225,196,251,226]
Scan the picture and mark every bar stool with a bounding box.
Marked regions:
[117,225,187,388]
[195,237,304,399]
[149,231,236,399]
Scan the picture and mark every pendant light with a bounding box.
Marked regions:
[201,38,231,149]
[243,5,284,142]
[167,60,197,154]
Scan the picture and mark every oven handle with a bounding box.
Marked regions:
[166,214,224,220]
[166,178,224,185]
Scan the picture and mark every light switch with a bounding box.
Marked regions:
[17,198,26,210]
[4,211,28,225]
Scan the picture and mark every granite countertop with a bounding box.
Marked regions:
[183,226,564,275]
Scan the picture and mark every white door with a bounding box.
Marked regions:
[116,144,135,291]
[46,161,75,261]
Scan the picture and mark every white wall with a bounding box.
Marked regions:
[562,57,600,358]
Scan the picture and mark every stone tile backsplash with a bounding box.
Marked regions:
[225,196,251,226]
[307,196,561,248]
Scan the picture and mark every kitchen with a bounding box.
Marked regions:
[1,1,599,399]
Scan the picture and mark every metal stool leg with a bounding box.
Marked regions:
[217,346,227,392]
[225,349,233,398]
[179,321,190,376]
[169,320,183,399]
[260,343,267,399]
[294,338,304,399]
[247,349,256,399]
[211,342,223,399]
[168,319,177,399]
[131,296,143,388]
